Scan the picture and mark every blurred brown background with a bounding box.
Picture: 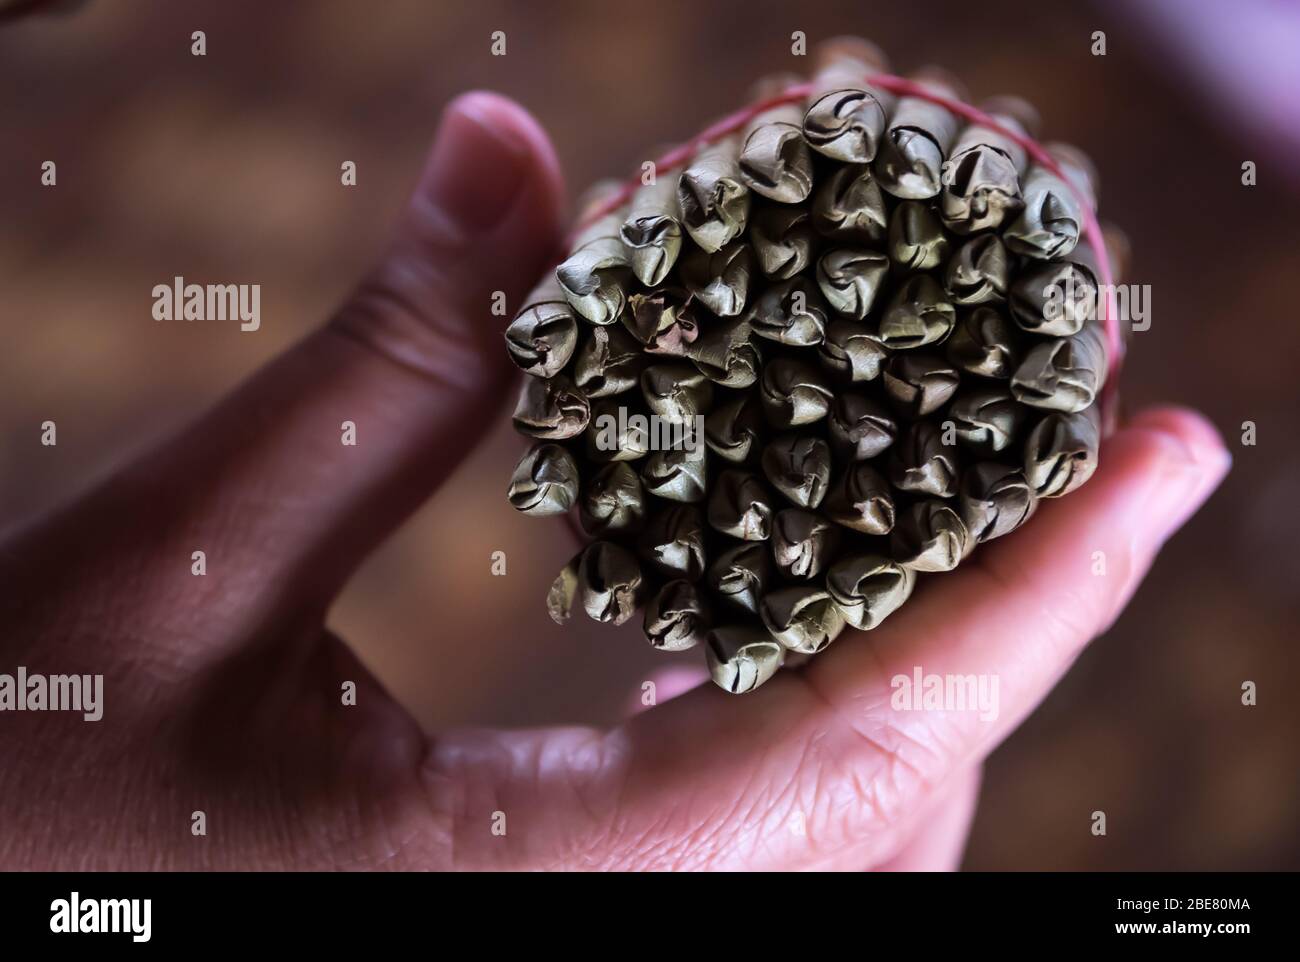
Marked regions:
[1,0,1295,870]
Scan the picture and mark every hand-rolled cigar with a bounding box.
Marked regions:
[819,318,889,384]
[620,174,684,286]
[760,584,846,653]
[707,542,773,615]
[641,446,708,502]
[816,247,891,320]
[580,461,647,535]
[623,288,700,355]
[573,324,644,397]
[748,276,830,346]
[505,275,579,378]
[943,234,1009,306]
[771,508,840,580]
[547,541,644,625]
[889,420,961,498]
[801,41,895,163]
[677,135,751,252]
[811,164,889,244]
[641,362,715,423]
[828,392,898,460]
[958,461,1037,542]
[823,461,895,534]
[945,306,1024,379]
[759,357,834,428]
[761,433,833,509]
[750,204,816,279]
[706,624,784,694]
[1003,142,1097,261]
[685,314,761,388]
[948,386,1027,456]
[888,200,950,271]
[708,469,775,540]
[584,397,651,462]
[873,70,963,199]
[643,580,711,651]
[704,391,765,463]
[556,210,632,325]
[826,553,916,629]
[508,443,580,516]
[512,374,590,440]
[678,242,754,318]
[882,352,961,418]
[877,274,957,349]
[1010,322,1108,413]
[1023,406,1101,498]
[738,93,815,203]
[891,500,971,572]
[939,109,1029,234]
[1008,253,1098,337]
[638,504,707,579]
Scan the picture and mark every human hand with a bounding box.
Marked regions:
[0,92,1229,871]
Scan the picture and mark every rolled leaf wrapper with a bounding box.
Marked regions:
[708,469,775,540]
[760,584,847,653]
[1009,254,1098,337]
[547,541,644,625]
[584,397,651,462]
[820,318,889,384]
[760,357,834,428]
[707,542,772,615]
[556,210,632,325]
[749,276,830,346]
[643,580,711,651]
[888,420,961,498]
[823,461,895,534]
[507,443,580,517]
[888,200,951,271]
[801,39,895,163]
[1010,321,1108,413]
[828,392,898,460]
[812,164,889,244]
[761,433,833,509]
[505,274,579,378]
[706,624,784,694]
[1023,405,1101,498]
[873,70,963,199]
[704,391,765,463]
[948,386,1027,456]
[771,508,841,580]
[939,109,1029,234]
[816,247,891,320]
[877,274,956,349]
[891,499,971,572]
[750,204,816,280]
[623,288,700,356]
[679,242,754,318]
[958,461,1037,542]
[513,374,590,440]
[685,314,761,388]
[573,324,644,397]
[882,352,961,418]
[580,461,647,535]
[677,135,751,252]
[739,95,815,203]
[945,306,1024,379]
[1003,142,1097,261]
[638,504,707,579]
[620,173,684,286]
[943,234,1009,306]
[641,362,715,423]
[826,554,916,629]
[641,446,708,502]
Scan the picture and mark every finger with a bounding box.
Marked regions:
[624,665,709,717]
[873,766,981,872]
[11,93,564,672]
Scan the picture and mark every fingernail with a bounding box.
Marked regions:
[424,92,532,234]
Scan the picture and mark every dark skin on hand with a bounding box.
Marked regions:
[0,92,1228,871]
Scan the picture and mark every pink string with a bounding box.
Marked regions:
[570,73,1123,418]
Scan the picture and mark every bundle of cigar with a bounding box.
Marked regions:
[505,39,1124,694]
